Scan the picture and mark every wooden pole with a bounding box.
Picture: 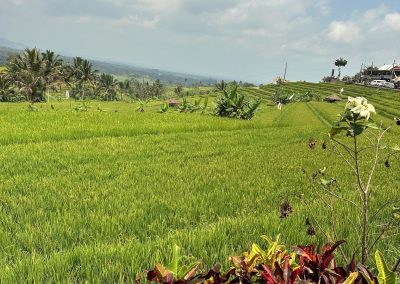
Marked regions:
[283,62,287,82]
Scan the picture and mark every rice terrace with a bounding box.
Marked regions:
[1,1,400,283]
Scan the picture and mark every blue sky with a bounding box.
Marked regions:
[0,0,399,83]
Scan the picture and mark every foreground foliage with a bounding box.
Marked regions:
[143,239,398,284]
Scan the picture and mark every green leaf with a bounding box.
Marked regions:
[366,123,379,130]
[247,243,266,266]
[375,250,396,284]
[320,177,336,187]
[343,272,359,284]
[390,145,400,151]
[392,206,400,220]
[329,126,348,138]
[350,123,365,136]
[169,244,181,277]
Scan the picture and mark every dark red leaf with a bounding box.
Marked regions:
[260,264,277,284]
[321,273,330,284]
[292,245,314,262]
[322,254,334,270]
[283,258,291,284]
[357,263,378,283]
[345,254,356,273]
[147,269,158,281]
[323,240,346,257]
[290,268,301,284]
[274,261,284,280]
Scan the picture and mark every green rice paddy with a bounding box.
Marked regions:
[0,83,399,282]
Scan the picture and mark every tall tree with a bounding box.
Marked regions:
[334,57,348,79]
[97,73,118,101]
[118,79,131,96]
[151,79,164,98]
[41,50,63,91]
[64,57,97,99]
[6,48,63,102]
[0,73,14,102]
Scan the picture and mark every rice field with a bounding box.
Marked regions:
[0,83,399,282]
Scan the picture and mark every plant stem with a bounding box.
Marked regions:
[361,191,368,264]
[353,135,364,192]
[353,134,368,264]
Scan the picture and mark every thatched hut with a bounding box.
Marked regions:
[324,95,342,103]
[168,99,180,107]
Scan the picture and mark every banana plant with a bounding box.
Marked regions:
[159,102,169,113]
[215,86,260,120]
[136,98,151,112]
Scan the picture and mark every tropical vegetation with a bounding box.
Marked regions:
[0,48,168,102]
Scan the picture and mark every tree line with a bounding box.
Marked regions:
[0,48,165,102]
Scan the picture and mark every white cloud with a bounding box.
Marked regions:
[326,21,360,43]
[315,0,330,15]
[383,13,400,31]
[104,14,160,30]
[136,0,181,12]
[362,5,388,22]
[2,0,29,5]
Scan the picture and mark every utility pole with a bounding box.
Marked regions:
[283,62,287,82]
[392,60,396,79]
[359,63,363,83]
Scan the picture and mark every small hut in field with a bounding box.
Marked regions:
[324,95,342,103]
[168,99,180,107]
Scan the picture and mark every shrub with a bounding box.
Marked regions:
[215,86,260,119]
[271,90,293,106]
[141,238,398,283]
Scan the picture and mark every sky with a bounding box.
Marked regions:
[0,0,399,83]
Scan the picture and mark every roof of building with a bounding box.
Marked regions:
[378,64,400,71]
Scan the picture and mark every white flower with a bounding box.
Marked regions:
[345,96,376,120]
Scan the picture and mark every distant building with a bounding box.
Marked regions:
[361,63,400,82]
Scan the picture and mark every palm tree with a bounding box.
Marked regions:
[118,79,132,99]
[64,57,97,99]
[7,48,46,102]
[42,50,63,88]
[97,73,118,101]
[0,73,14,101]
[334,58,348,79]
[151,79,164,98]
[215,80,226,91]
[6,48,63,102]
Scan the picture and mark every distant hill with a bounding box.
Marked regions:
[0,47,19,65]
[0,38,27,50]
[0,43,218,86]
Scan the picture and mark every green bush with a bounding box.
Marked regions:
[215,86,260,119]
